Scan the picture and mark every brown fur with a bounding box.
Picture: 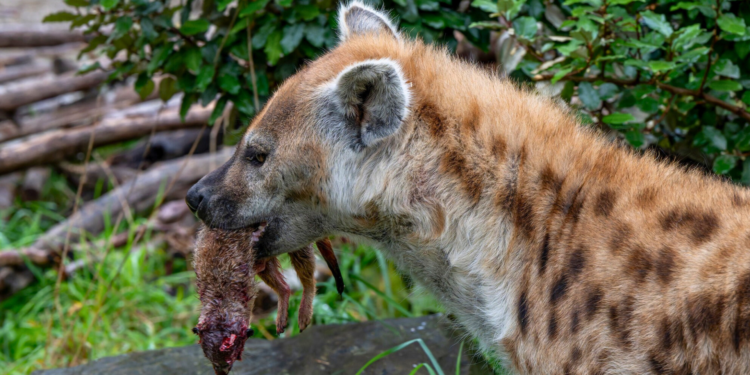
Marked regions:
[189,4,750,373]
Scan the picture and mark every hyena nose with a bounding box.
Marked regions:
[186,184,206,216]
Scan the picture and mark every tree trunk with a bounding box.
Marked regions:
[0,105,213,175]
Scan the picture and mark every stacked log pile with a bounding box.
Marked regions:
[0,26,232,299]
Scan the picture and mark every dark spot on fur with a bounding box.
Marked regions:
[518,291,529,335]
[649,353,670,375]
[550,275,569,305]
[659,209,719,244]
[442,149,483,204]
[515,192,535,238]
[658,316,685,352]
[626,246,652,283]
[570,346,582,364]
[609,222,632,254]
[655,247,677,284]
[568,246,586,279]
[498,153,520,211]
[609,297,635,348]
[734,270,750,352]
[594,189,617,217]
[636,187,658,208]
[561,186,585,223]
[585,286,603,320]
[687,293,725,340]
[419,103,448,138]
[548,312,558,339]
[571,309,581,334]
[539,234,551,276]
[540,166,563,196]
[492,136,507,159]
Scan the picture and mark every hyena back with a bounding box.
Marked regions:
[186,3,750,373]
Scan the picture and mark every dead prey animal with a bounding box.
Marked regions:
[192,224,344,375]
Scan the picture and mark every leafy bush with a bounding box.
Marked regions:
[471,0,750,181]
[44,0,490,141]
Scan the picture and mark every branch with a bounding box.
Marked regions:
[532,74,750,122]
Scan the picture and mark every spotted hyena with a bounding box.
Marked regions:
[186,2,750,373]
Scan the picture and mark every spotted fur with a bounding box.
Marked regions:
[186,2,750,373]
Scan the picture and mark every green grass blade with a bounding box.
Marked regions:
[355,338,445,375]
[349,273,413,317]
[455,341,464,375]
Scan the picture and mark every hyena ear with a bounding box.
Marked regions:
[338,1,399,41]
[331,59,410,150]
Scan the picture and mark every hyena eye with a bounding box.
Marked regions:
[245,149,267,166]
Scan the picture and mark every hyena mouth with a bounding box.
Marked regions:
[250,222,268,244]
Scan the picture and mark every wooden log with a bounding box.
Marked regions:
[0,172,20,210]
[33,148,232,252]
[0,43,84,67]
[0,70,108,111]
[0,105,213,175]
[0,62,51,84]
[20,167,49,201]
[0,26,85,48]
[0,86,144,143]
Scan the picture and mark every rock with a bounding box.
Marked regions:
[33,315,477,375]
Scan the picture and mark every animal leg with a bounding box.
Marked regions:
[316,238,345,296]
[256,257,290,334]
[289,245,316,331]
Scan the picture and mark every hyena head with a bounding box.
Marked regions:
[186,2,410,257]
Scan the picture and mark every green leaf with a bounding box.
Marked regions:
[713,155,737,175]
[265,30,283,66]
[648,60,676,73]
[217,0,234,11]
[147,44,173,75]
[65,0,89,6]
[195,65,215,92]
[239,0,270,17]
[708,80,743,92]
[77,62,101,75]
[297,4,320,21]
[180,94,198,122]
[512,17,537,41]
[718,14,747,36]
[713,59,740,79]
[252,22,276,49]
[742,159,750,186]
[640,11,672,37]
[305,24,326,47]
[608,0,642,4]
[139,17,158,41]
[598,83,618,100]
[636,97,659,113]
[135,76,155,100]
[578,82,601,110]
[100,0,119,10]
[43,11,77,23]
[471,0,497,13]
[550,67,572,84]
[234,91,255,116]
[625,130,645,148]
[469,21,506,30]
[184,47,203,74]
[280,24,305,54]
[602,112,636,124]
[672,24,702,49]
[158,77,178,102]
[218,72,241,94]
[694,126,727,151]
[736,127,750,152]
[742,91,750,106]
[423,15,446,29]
[110,16,133,40]
[209,96,229,125]
[180,19,210,35]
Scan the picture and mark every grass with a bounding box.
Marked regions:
[0,172,507,375]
